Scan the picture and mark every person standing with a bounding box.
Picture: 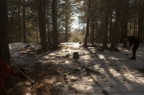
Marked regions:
[126,36,140,60]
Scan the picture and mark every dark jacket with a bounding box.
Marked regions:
[127,36,140,47]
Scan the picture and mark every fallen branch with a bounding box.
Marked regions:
[10,56,35,86]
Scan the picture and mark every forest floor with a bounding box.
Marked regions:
[8,42,144,95]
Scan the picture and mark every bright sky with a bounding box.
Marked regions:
[71,14,79,31]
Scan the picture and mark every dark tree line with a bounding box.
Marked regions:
[7,0,73,51]
[82,0,144,50]
[1,0,144,59]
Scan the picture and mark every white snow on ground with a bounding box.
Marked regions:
[9,43,40,50]
[9,43,41,65]
[9,42,144,95]
[96,46,144,69]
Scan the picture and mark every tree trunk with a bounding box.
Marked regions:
[121,0,129,48]
[65,15,69,42]
[0,0,10,61]
[17,0,21,42]
[22,0,26,43]
[110,4,121,51]
[109,11,113,43]
[102,9,109,49]
[138,0,144,44]
[84,0,90,47]
[52,0,58,50]
[91,21,95,46]
[37,0,47,50]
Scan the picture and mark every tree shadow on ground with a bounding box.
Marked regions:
[9,46,144,95]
